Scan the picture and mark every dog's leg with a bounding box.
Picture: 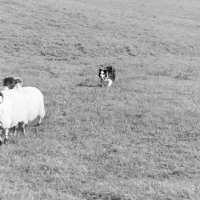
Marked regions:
[107,79,113,87]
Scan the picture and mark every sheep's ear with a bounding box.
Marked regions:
[14,77,23,86]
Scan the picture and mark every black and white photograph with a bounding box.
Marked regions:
[0,0,200,199]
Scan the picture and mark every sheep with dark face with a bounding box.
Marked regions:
[0,77,45,144]
[2,77,23,136]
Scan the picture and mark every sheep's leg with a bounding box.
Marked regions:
[0,129,4,145]
[37,109,45,126]
[21,123,26,135]
[38,118,42,126]
[36,118,42,126]
[13,125,18,136]
[4,129,9,144]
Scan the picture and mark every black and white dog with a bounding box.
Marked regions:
[99,66,116,87]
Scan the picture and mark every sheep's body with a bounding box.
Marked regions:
[0,85,45,144]
[16,86,45,125]
[0,90,27,129]
[0,90,27,143]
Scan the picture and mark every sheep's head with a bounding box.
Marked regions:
[3,77,23,90]
[3,77,16,89]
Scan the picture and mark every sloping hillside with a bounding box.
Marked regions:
[0,0,200,199]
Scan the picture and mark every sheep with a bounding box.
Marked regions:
[0,89,28,144]
[4,77,45,126]
[2,77,23,136]
[0,78,45,144]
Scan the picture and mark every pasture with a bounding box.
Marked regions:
[1,0,200,199]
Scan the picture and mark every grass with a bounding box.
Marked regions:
[1,0,200,199]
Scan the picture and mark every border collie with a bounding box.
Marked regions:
[99,66,116,87]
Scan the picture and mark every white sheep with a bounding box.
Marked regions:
[1,77,23,136]
[0,89,28,144]
[0,79,45,144]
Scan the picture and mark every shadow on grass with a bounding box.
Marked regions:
[82,191,131,200]
[77,83,102,88]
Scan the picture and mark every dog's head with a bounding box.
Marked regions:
[99,69,108,81]
[99,66,115,80]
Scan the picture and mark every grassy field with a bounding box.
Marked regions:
[1,0,200,199]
